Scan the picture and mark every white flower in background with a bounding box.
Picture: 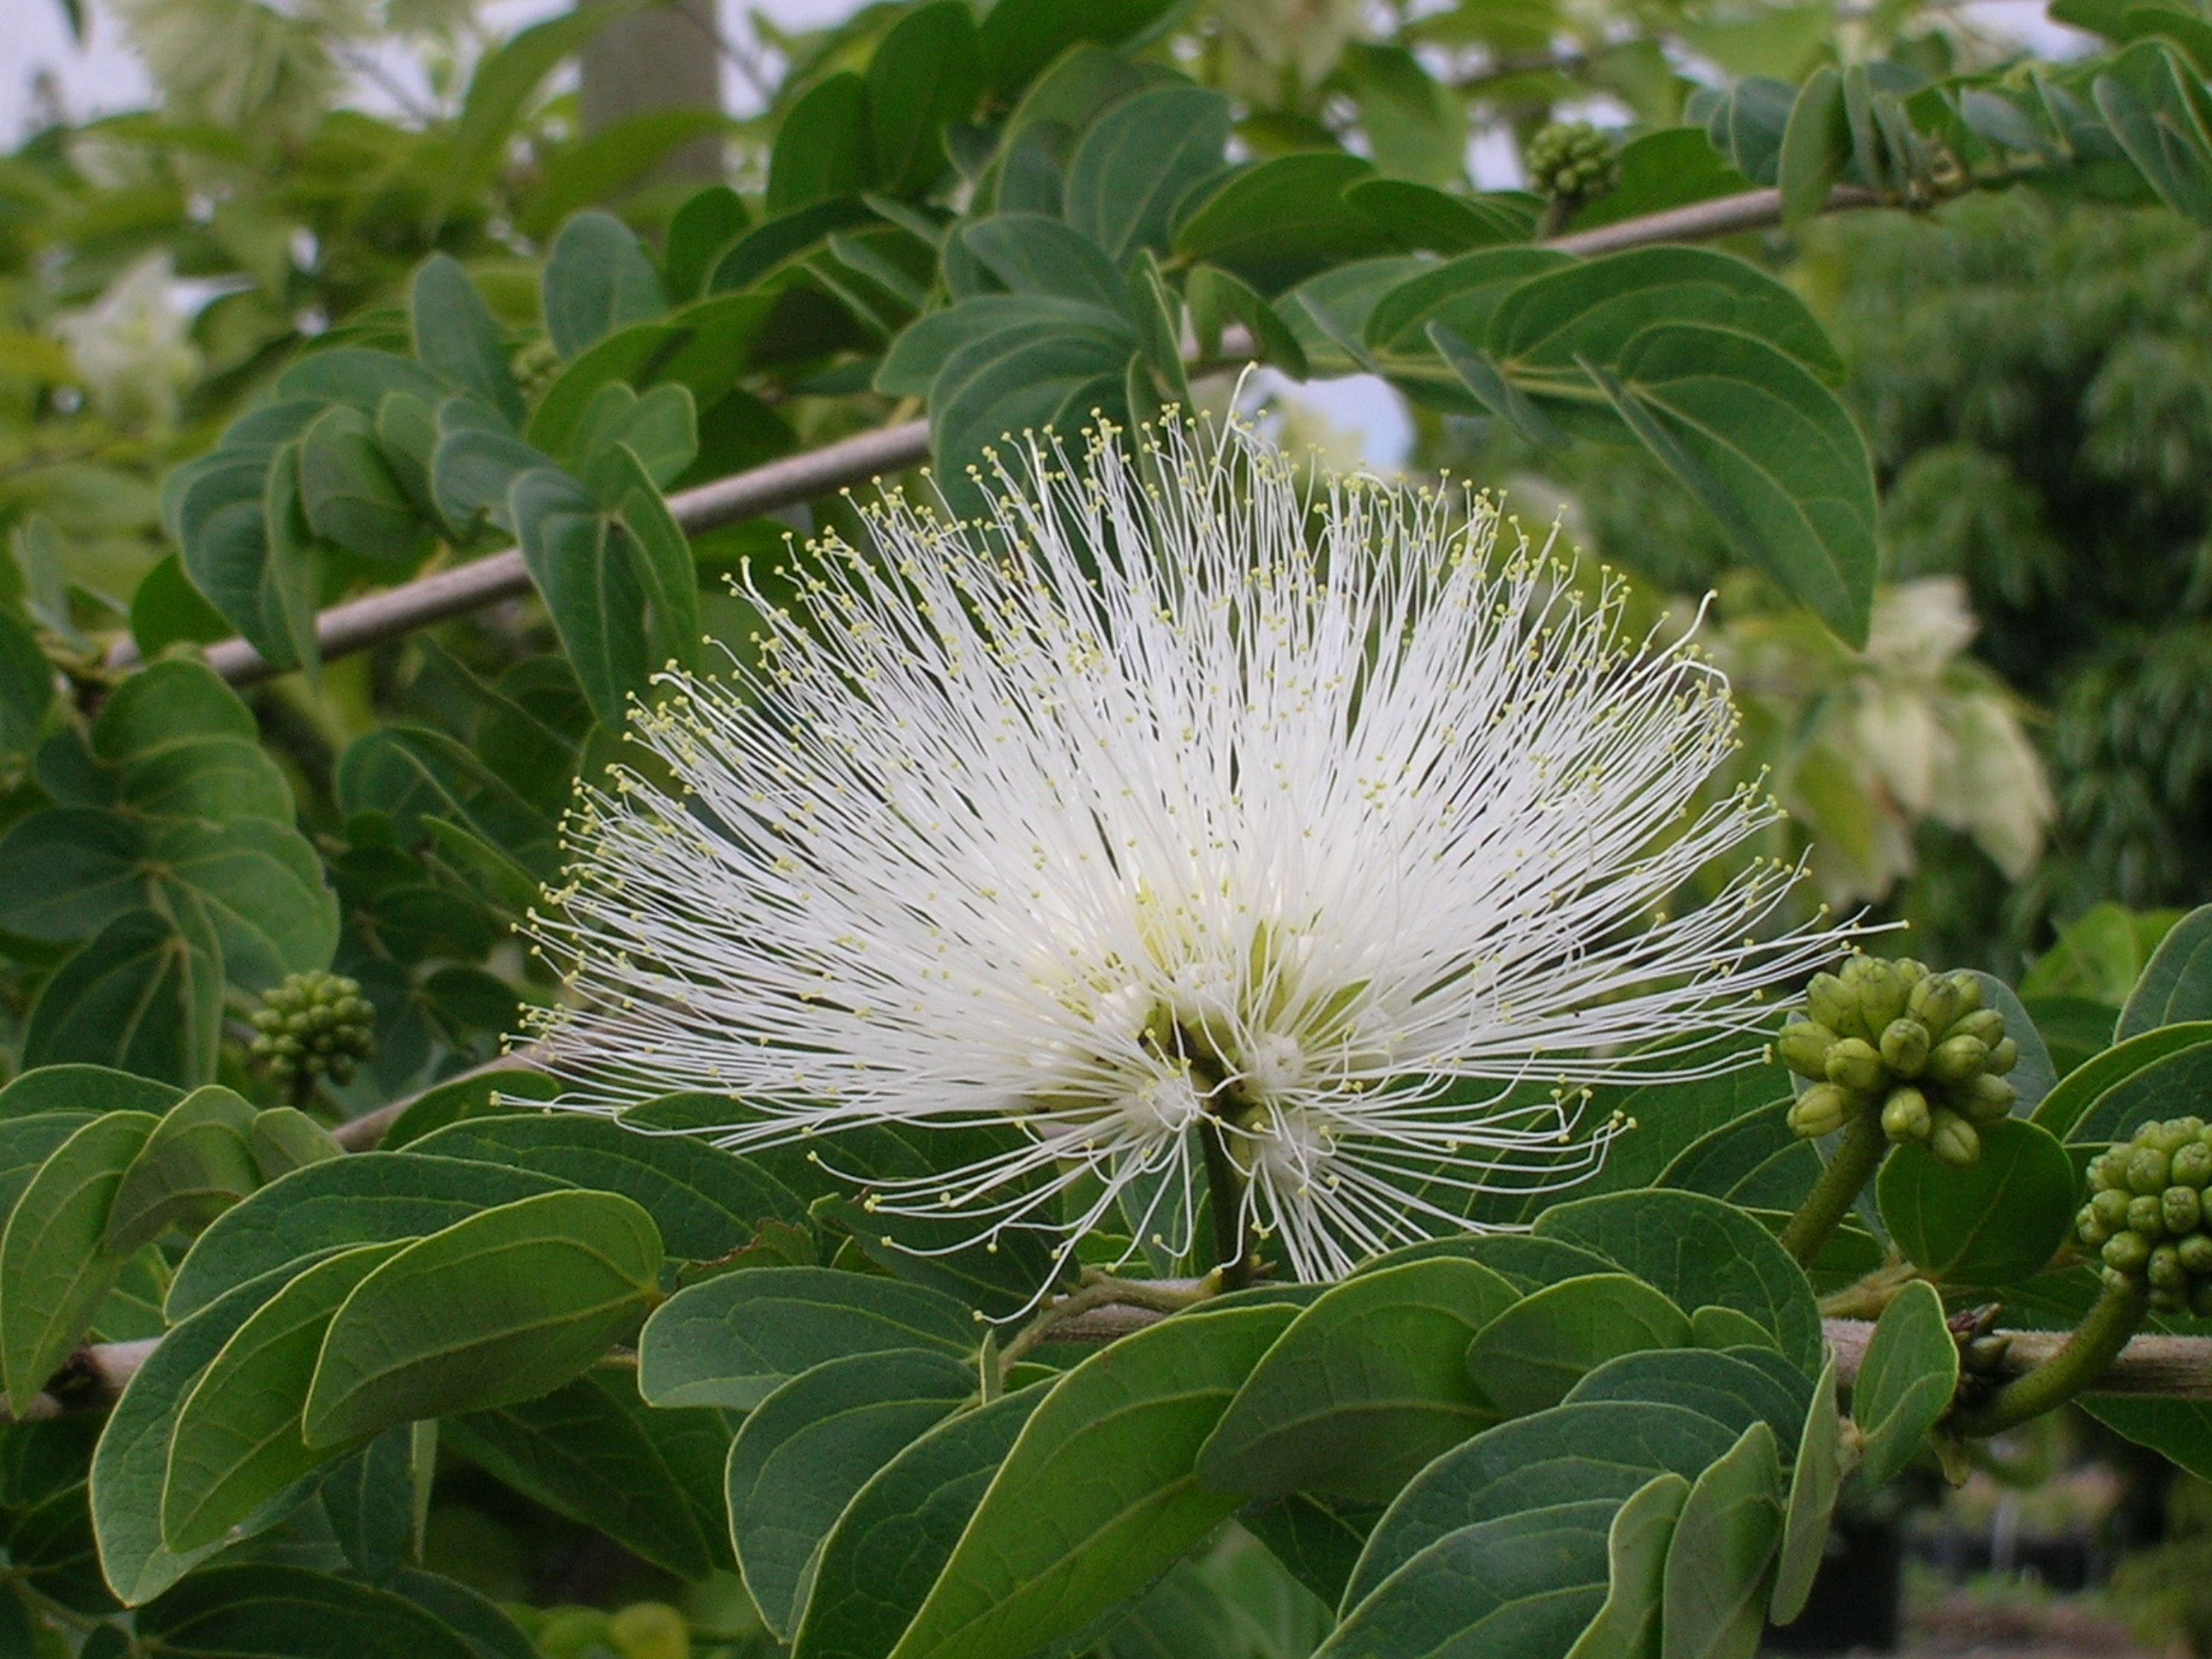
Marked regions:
[52,253,201,429]
[525,416,1856,1284]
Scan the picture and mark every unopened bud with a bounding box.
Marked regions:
[2104,1231,2152,1275]
[2092,1188,2133,1232]
[1951,1008,2005,1046]
[2128,1194,2167,1238]
[2151,1243,2189,1292]
[2176,1143,2212,1189]
[2076,1203,2110,1248]
[2168,1185,2205,1237]
[2179,1232,2212,1276]
[1907,975,1965,1035]
[1826,1038,1884,1094]
[1882,1086,1932,1142]
[1854,958,1912,1033]
[1926,1033,1988,1086]
[1879,1018,1931,1078]
[1984,1037,2018,1076]
[2130,1145,2174,1195]
[1930,1108,1980,1167]
[1790,1083,1853,1139]
[1806,972,1862,1039]
[1959,1073,2017,1124]
[1778,1021,1839,1079]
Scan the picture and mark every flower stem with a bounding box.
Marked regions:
[1778,1109,1888,1268]
[994,1271,1217,1384]
[1952,1278,2149,1437]
[1198,1117,1255,1291]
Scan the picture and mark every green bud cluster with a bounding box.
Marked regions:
[2081,1117,2212,1314]
[249,969,375,1092]
[1524,122,1619,204]
[1775,956,2018,1167]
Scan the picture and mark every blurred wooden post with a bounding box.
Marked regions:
[579,0,727,183]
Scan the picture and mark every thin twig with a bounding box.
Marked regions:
[330,1045,550,1151]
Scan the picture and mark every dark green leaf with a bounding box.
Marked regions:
[519,108,733,242]
[106,1086,262,1254]
[2093,40,2212,223]
[1564,1347,1811,1450]
[1063,86,1233,265]
[976,0,1177,98]
[166,1151,570,1322]
[1769,1353,1842,1627]
[771,74,876,215]
[1342,179,1537,253]
[1199,1257,1519,1503]
[2118,902,2212,1037]
[1465,1273,1694,1417]
[2031,1022,2212,1142]
[508,467,667,729]
[299,406,433,566]
[888,1302,1298,1659]
[137,1563,479,1659]
[23,906,222,1087]
[869,2,981,196]
[1656,1100,1819,1210]
[573,383,697,487]
[320,1428,417,1582]
[1172,154,1380,294]
[410,257,522,429]
[637,1265,976,1409]
[664,185,749,303]
[1658,1422,1784,1659]
[1365,247,1573,357]
[730,1348,974,1636]
[0,1067,178,1121]
[276,349,448,414]
[300,1190,661,1446]
[1560,1473,1690,1659]
[1877,1116,2075,1286]
[1238,1494,1378,1611]
[1778,68,1852,228]
[962,214,1132,313]
[522,321,685,457]
[1852,1281,1957,1488]
[250,1109,342,1183]
[382,1068,562,1150]
[335,725,560,878]
[875,294,1134,399]
[542,211,667,360]
[381,1569,539,1659]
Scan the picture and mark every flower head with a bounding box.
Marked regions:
[525,415,1855,1284]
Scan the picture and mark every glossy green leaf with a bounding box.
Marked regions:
[129,552,233,661]
[886,1302,1296,1659]
[1769,1353,1842,1627]
[542,211,667,360]
[731,1349,975,1636]
[794,1386,1047,1659]
[1562,1473,1691,1659]
[1464,1273,1693,1417]
[1353,1234,1620,1293]
[638,1265,976,1409]
[410,256,523,428]
[1238,1494,1378,1612]
[137,1563,479,1659]
[1877,1116,2075,1286]
[1063,85,1233,265]
[1173,154,1379,294]
[1853,1281,1957,1489]
[876,294,1132,399]
[336,719,558,871]
[1342,1401,1738,1615]
[663,185,749,304]
[166,1151,569,1321]
[92,1262,329,1604]
[1324,1499,1616,1656]
[105,1086,261,1254]
[162,1241,410,1551]
[301,1190,661,1446]
[869,2,981,195]
[1534,1190,1822,1376]
[1659,1422,1784,1659]
[249,1109,342,1182]
[1198,1257,1519,1503]
[381,1067,561,1149]
[2118,903,2212,1037]
[0,1109,156,1413]
[410,1112,806,1261]
[2031,1021,2212,1141]
[1565,1347,1811,1450]
[521,320,684,458]
[0,1114,96,1231]
[444,1368,731,1581]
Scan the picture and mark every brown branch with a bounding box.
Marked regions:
[331,1045,550,1152]
[125,185,1886,690]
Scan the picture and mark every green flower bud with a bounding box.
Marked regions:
[1984,1037,2018,1077]
[2093,1188,2133,1231]
[1930,1108,1980,1167]
[1878,1018,1931,1079]
[2167,1185,2204,1236]
[2151,1243,2189,1292]
[2152,1120,2198,1154]
[2108,1265,2142,1296]
[2128,1193,2168,1237]
[1778,1021,1839,1079]
[1951,1008,2005,1046]
[2176,1143,2212,1189]
[2180,1233,2212,1276]
[2089,1152,2124,1192]
[1907,974,1964,1035]
[1958,1072,2017,1124]
[2152,1286,2186,1314]
[1807,972,1865,1040]
[2075,1203,2110,1249]
[2131,1145,2174,1194]
[1882,1086,1932,1142]
[2104,1231,2152,1275]
[1826,1038,1885,1094]
[1926,1033,1988,1086]
[1789,1084,1852,1139]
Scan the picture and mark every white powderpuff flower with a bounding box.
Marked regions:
[523,415,1857,1285]
[52,253,201,429]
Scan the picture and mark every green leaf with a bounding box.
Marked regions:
[383,1569,539,1659]
[1853,1281,1958,1489]
[1534,1190,1823,1376]
[1325,1499,1616,1656]
[1562,1473,1691,1659]
[962,215,1132,314]
[382,1068,562,1150]
[1197,1257,1519,1503]
[250,1109,342,1183]
[1768,1352,1842,1627]
[573,383,697,488]
[1581,323,1876,647]
[1354,1235,1619,1294]
[1465,1273,1694,1418]
[276,349,448,414]
[708,198,878,294]
[876,294,1133,398]
[2082,1395,2212,1482]
[1343,1401,1740,1616]
[299,405,433,566]
[1656,1100,1819,1211]
[870,2,981,196]
[0,1115,97,1232]
[794,1386,1047,1659]
[1564,129,1755,233]
[1565,1348,1811,1450]
[1658,1422,1784,1659]
[976,0,1177,99]
[1063,86,1233,266]
[441,2,627,200]
[137,1563,480,1659]
[731,1349,975,1637]
[127,553,232,662]
[92,1262,325,1604]
[508,467,678,729]
[542,211,667,360]
[1365,247,1573,357]
[443,1368,730,1581]
[0,1067,179,1121]
[2118,903,2212,1037]
[105,1086,261,1254]
[1778,68,1852,228]
[1340,41,1466,189]
[925,323,1136,501]
[1172,154,1380,295]
[1184,265,1307,378]
[637,1265,977,1410]
[521,321,685,457]
[319,1428,418,1581]
[2093,39,2212,223]
[664,185,750,304]
[1877,1116,2075,1286]
[520,109,733,242]
[9,1481,114,1618]
[161,1241,412,1551]
[0,1110,155,1412]
[1342,180,1537,253]
[409,1112,808,1261]
[410,256,523,430]
[1238,1494,1378,1611]
[300,1189,661,1447]
[335,725,560,878]
[771,73,876,216]
[1961,970,2059,1112]
[887,1302,1298,1659]
[2031,1022,2212,1141]
[23,905,224,1086]
[166,1151,570,1322]
[1429,324,1569,447]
